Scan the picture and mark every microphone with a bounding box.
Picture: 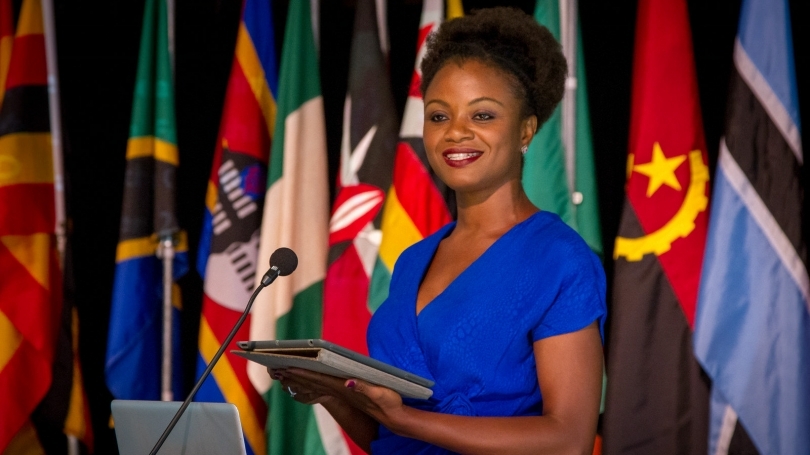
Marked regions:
[149,247,299,455]
[260,247,298,286]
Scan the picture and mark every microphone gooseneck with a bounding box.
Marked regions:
[149,247,299,455]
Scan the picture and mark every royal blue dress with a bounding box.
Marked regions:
[366,211,606,454]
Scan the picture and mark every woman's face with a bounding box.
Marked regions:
[423,59,536,194]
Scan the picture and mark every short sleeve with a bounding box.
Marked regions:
[531,240,607,343]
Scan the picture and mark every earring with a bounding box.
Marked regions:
[520,145,528,155]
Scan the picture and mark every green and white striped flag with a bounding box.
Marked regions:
[524,0,602,257]
[246,1,336,453]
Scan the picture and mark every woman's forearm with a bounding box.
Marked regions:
[386,407,594,455]
[321,398,379,452]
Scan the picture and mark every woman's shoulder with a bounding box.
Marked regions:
[517,211,598,262]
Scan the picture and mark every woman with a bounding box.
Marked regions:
[272,7,606,454]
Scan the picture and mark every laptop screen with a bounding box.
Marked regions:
[111,400,247,455]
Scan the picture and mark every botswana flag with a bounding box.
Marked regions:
[694,0,808,453]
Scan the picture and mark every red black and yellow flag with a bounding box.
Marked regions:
[603,0,711,453]
[0,0,92,451]
[0,0,58,450]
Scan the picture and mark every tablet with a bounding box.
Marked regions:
[235,339,434,399]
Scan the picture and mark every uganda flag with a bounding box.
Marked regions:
[0,0,61,450]
[694,0,808,453]
[105,0,188,402]
[603,0,710,453]
[372,0,452,313]
[195,1,277,454]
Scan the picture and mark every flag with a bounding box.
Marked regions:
[0,0,12,106]
[526,0,602,257]
[693,0,808,452]
[194,0,277,454]
[321,0,399,452]
[245,0,332,453]
[322,0,398,361]
[372,0,452,313]
[602,0,710,453]
[105,0,188,402]
[33,240,94,453]
[0,0,61,450]
[446,0,463,20]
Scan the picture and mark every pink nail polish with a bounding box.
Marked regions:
[346,380,356,388]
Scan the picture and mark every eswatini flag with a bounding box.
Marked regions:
[694,0,808,453]
[372,0,452,312]
[323,0,398,360]
[246,1,334,453]
[195,1,277,454]
[0,0,60,449]
[603,0,710,453]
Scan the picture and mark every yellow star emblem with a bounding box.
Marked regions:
[633,142,687,197]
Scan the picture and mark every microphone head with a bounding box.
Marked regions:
[269,247,298,276]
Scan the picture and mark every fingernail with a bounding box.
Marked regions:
[346,380,356,389]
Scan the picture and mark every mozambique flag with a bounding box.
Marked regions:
[526,0,602,257]
[105,0,188,402]
[602,0,710,453]
[694,0,808,453]
[322,0,398,360]
[372,0,452,312]
[194,1,277,454]
[245,1,333,453]
[0,0,61,450]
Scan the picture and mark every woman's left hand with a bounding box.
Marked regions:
[282,368,407,427]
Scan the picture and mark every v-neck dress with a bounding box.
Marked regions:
[366,211,607,454]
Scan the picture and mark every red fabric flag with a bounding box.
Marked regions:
[0,0,60,450]
[603,0,711,453]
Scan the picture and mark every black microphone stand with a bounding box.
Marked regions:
[148,266,282,455]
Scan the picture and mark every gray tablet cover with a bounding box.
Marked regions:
[111,400,247,455]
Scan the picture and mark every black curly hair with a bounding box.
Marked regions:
[420,7,567,129]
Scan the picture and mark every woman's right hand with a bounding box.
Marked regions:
[268,368,339,405]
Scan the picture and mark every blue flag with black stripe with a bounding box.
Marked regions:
[694,0,808,453]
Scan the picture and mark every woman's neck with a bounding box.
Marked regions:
[454,179,538,236]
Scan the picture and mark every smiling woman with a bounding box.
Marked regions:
[271,7,606,455]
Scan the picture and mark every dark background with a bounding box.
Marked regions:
[48,0,808,452]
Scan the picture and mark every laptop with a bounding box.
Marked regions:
[111,400,247,455]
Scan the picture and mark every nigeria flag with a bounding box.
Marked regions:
[525,0,602,257]
[246,0,335,454]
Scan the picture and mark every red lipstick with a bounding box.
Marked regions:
[442,148,483,168]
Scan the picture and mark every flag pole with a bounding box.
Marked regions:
[41,0,66,266]
[559,0,580,221]
[158,0,177,402]
[41,1,76,453]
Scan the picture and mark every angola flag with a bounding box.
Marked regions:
[694,0,808,453]
[602,0,710,453]
[526,0,602,257]
[245,1,334,453]
[105,0,188,402]
[372,0,452,312]
[0,0,61,450]
[322,0,398,360]
[194,1,277,454]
